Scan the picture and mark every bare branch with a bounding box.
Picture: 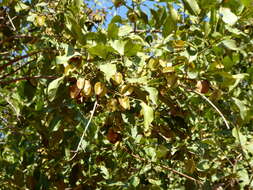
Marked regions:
[0,51,41,72]
[0,58,36,79]
[123,146,203,185]
[69,100,98,161]
[0,76,58,85]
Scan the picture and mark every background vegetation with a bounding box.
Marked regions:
[0,0,253,189]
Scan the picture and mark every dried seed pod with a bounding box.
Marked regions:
[120,84,134,96]
[82,80,93,97]
[112,72,123,85]
[76,78,85,89]
[94,82,106,97]
[107,128,121,144]
[118,96,130,110]
[69,84,81,99]
[68,56,82,66]
[196,80,210,94]
[112,0,124,8]
[127,11,138,23]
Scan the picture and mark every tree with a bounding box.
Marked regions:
[0,0,253,189]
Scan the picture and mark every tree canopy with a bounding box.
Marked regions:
[1,0,253,189]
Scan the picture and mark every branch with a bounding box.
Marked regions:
[131,29,161,34]
[6,11,16,31]
[0,76,58,85]
[0,51,41,72]
[123,146,203,185]
[190,89,230,129]
[0,35,36,46]
[0,58,36,79]
[69,100,98,161]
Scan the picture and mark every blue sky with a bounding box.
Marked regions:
[86,0,168,23]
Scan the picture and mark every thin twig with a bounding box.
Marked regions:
[0,51,41,71]
[189,89,230,129]
[0,76,58,85]
[69,100,98,161]
[0,58,36,79]
[6,12,16,31]
[123,146,203,185]
[0,35,36,46]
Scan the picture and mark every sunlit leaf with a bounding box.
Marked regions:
[110,40,126,55]
[220,7,238,25]
[182,0,200,15]
[232,127,247,146]
[99,63,117,81]
[141,102,154,135]
[221,39,239,50]
[232,97,248,120]
[47,77,64,102]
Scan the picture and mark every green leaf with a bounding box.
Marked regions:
[221,39,239,50]
[47,77,64,102]
[182,0,200,15]
[88,44,113,58]
[232,127,247,146]
[15,2,30,12]
[245,141,253,154]
[220,7,238,25]
[197,160,210,171]
[144,147,156,161]
[232,97,248,120]
[148,178,161,186]
[141,102,154,135]
[108,23,119,39]
[49,116,62,131]
[156,145,168,158]
[111,15,123,23]
[124,40,141,56]
[74,0,83,10]
[65,13,86,45]
[163,16,175,37]
[118,25,133,36]
[241,0,253,8]
[99,165,110,179]
[130,176,140,187]
[229,73,249,91]
[99,63,117,81]
[238,169,250,187]
[110,40,126,55]
[143,86,158,105]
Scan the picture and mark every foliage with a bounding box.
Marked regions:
[1,0,253,189]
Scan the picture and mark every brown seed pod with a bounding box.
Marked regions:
[127,11,138,23]
[82,80,93,97]
[120,84,134,96]
[196,80,210,94]
[76,78,85,89]
[118,96,130,110]
[112,0,124,8]
[69,84,81,99]
[94,82,106,97]
[68,56,82,66]
[107,128,121,144]
[112,72,123,85]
